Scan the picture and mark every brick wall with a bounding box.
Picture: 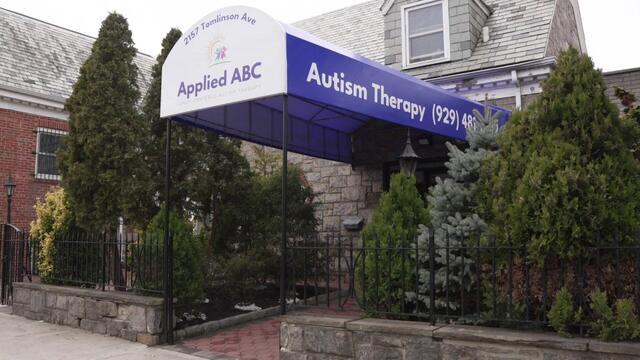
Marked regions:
[0,108,68,231]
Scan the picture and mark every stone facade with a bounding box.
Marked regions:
[280,315,640,360]
[11,282,166,345]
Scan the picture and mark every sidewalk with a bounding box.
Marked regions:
[0,307,201,360]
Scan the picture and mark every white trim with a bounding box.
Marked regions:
[380,0,395,16]
[471,0,492,18]
[401,0,450,69]
[0,86,68,121]
[34,127,68,181]
[511,70,522,109]
[569,0,587,53]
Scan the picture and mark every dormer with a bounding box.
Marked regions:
[381,0,491,69]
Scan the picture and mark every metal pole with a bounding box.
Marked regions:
[6,196,11,224]
[163,117,174,344]
[280,95,289,315]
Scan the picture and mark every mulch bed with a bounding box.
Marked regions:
[175,283,326,329]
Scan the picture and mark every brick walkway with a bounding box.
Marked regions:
[181,298,362,360]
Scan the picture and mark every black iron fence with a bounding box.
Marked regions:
[1,224,164,305]
[284,231,640,332]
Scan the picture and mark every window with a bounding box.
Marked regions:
[35,128,67,180]
[401,0,450,67]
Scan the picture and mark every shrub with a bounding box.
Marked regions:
[30,188,76,282]
[356,173,428,314]
[411,102,502,312]
[477,48,640,260]
[548,287,581,337]
[142,206,206,304]
[589,289,640,341]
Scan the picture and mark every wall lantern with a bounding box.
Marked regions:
[398,129,420,177]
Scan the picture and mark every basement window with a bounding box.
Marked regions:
[35,128,67,180]
[401,0,450,68]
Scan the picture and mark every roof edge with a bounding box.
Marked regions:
[428,57,557,83]
[0,6,155,59]
[603,67,640,76]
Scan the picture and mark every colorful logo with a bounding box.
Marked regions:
[208,34,230,67]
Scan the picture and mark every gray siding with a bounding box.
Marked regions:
[384,0,490,67]
[604,68,640,111]
[545,0,582,57]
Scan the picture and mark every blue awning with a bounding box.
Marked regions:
[161,6,510,164]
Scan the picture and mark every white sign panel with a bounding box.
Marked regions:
[161,6,287,117]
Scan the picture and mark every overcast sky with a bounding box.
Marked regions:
[1,0,638,72]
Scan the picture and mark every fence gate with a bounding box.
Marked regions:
[1,224,35,305]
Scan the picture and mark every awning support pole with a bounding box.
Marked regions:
[280,95,289,315]
[163,117,174,344]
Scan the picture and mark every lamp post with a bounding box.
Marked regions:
[4,176,15,224]
[398,129,420,177]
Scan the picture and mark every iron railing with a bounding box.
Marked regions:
[1,225,164,305]
[284,231,640,332]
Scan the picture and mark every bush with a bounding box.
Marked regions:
[548,287,581,337]
[477,48,640,260]
[216,165,318,287]
[30,188,76,282]
[589,289,640,341]
[142,206,206,303]
[356,173,428,313]
[411,102,501,312]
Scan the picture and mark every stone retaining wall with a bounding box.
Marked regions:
[11,282,165,345]
[280,316,640,359]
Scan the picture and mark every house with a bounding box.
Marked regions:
[0,1,638,236]
[0,7,154,231]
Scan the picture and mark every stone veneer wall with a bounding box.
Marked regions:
[11,282,166,345]
[281,315,640,360]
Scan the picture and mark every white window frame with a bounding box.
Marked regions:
[401,0,450,69]
[35,127,67,180]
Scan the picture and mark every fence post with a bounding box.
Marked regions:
[101,232,106,291]
[429,228,436,325]
[18,230,25,283]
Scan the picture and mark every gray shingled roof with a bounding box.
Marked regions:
[294,0,556,79]
[409,0,556,79]
[0,7,154,101]
[293,0,385,63]
[0,0,554,102]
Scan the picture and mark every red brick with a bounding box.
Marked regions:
[0,108,68,231]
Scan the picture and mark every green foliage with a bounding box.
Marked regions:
[30,188,76,282]
[357,173,428,313]
[142,206,206,303]
[477,48,640,260]
[614,86,640,157]
[411,102,501,312]
[217,165,318,285]
[142,28,256,256]
[589,289,640,341]
[59,12,151,231]
[250,145,281,176]
[548,287,581,337]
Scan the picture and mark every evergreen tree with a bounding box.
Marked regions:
[143,28,197,214]
[142,28,254,254]
[409,102,502,311]
[357,173,428,313]
[476,48,640,260]
[59,13,149,231]
[614,86,640,157]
